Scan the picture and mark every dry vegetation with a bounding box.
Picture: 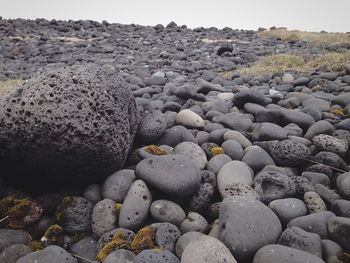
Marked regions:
[0,79,24,95]
[258,29,350,46]
[222,51,350,78]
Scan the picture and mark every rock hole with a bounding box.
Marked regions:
[49,93,54,97]
[142,195,148,201]
[21,101,25,106]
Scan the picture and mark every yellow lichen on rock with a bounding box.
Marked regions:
[144,145,168,155]
[96,232,131,262]
[29,240,44,251]
[210,147,225,156]
[41,224,64,245]
[130,226,157,254]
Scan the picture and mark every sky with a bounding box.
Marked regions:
[1,0,349,32]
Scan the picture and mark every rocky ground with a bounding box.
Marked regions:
[0,18,350,263]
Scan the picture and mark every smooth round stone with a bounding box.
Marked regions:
[180,212,208,234]
[213,112,253,132]
[150,200,186,226]
[253,244,325,263]
[219,197,282,262]
[119,180,152,231]
[269,198,308,226]
[0,229,32,253]
[69,236,97,262]
[304,120,335,140]
[135,155,201,196]
[16,245,77,263]
[138,111,167,143]
[313,134,348,155]
[175,232,204,258]
[188,183,214,212]
[322,239,343,263]
[221,140,244,160]
[206,154,232,175]
[304,191,327,214]
[217,92,234,101]
[223,130,252,148]
[220,183,260,199]
[217,161,254,196]
[282,73,294,84]
[176,109,205,128]
[92,199,117,238]
[151,223,181,252]
[57,196,93,234]
[133,249,179,263]
[204,123,225,133]
[102,249,135,263]
[0,244,32,263]
[251,122,288,141]
[173,142,208,170]
[332,199,350,217]
[301,172,330,186]
[314,184,341,205]
[209,128,230,145]
[288,211,335,239]
[181,235,237,263]
[241,145,275,172]
[328,217,350,251]
[337,173,350,200]
[83,184,102,204]
[278,226,322,257]
[253,171,296,203]
[233,89,267,108]
[102,169,136,203]
[157,125,196,147]
[313,151,347,171]
[271,140,311,167]
[284,123,303,137]
[195,131,209,146]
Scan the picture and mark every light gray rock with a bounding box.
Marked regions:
[241,145,275,172]
[102,169,136,203]
[206,154,232,175]
[313,134,348,155]
[221,140,244,160]
[175,232,204,258]
[304,191,327,214]
[180,212,208,233]
[135,155,201,196]
[219,196,282,262]
[251,122,288,141]
[69,236,97,263]
[150,200,186,226]
[176,109,205,128]
[0,229,32,253]
[119,180,152,231]
[0,244,32,263]
[304,120,335,140]
[252,244,325,263]
[102,249,135,263]
[92,199,117,238]
[173,142,208,170]
[269,198,308,226]
[181,235,237,263]
[16,245,77,263]
[223,130,252,148]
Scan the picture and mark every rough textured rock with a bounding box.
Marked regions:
[271,140,311,167]
[0,66,139,189]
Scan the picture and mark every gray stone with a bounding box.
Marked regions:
[278,226,322,257]
[253,171,296,203]
[135,155,201,196]
[181,235,237,263]
[158,125,196,147]
[102,249,135,263]
[282,73,294,84]
[0,244,32,263]
[252,244,325,263]
[313,134,348,155]
[252,122,288,141]
[332,199,350,217]
[322,239,343,263]
[337,173,350,200]
[219,196,282,262]
[133,249,179,263]
[83,184,102,204]
[173,142,208,170]
[119,180,152,231]
[180,212,208,233]
[206,154,232,175]
[213,112,253,132]
[150,200,186,226]
[221,140,244,160]
[233,89,267,108]
[200,170,217,190]
[288,211,335,239]
[291,176,315,196]
[220,183,260,199]
[241,145,275,172]
[69,236,97,263]
[57,196,93,234]
[328,216,350,250]
[137,111,167,143]
[223,130,252,148]
[102,169,136,203]
[304,191,327,214]
[217,161,254,197]
[175,232,204,258]
[271,140,311,167]
[92,199,117,238]
[0,229,32,253]
[305,120,335,140]
[269,198,308,226]
[0,66,139,188]
[313,151,347,171]
[176,109,205,128]
[302,172,330,186]
[16,245,77,263]
[151,223,181,252]
[188,183,214,212]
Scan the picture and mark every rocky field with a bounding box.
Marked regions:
[0,18,350,263]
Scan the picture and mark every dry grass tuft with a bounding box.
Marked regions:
[258,29,350,46]
[0,79,24,95]
[222,52,350,77]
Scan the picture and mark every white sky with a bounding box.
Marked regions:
[1,0,349,32]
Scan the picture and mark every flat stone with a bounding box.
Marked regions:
[269,198,308,226]
[150,200,186,226]
[173,142,208,170]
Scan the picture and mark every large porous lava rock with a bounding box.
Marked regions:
[0,66,139,190]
